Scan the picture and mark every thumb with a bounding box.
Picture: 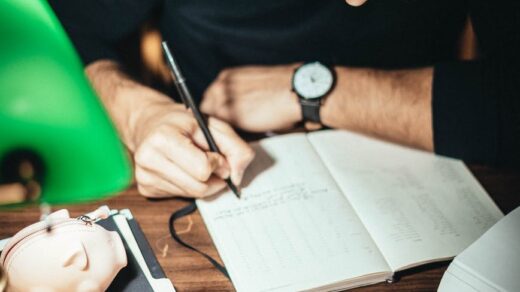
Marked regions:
[208,152,231,179]
[205,152,230,180]
[200,118,255,185]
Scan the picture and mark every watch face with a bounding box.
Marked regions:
[293,62,334,99]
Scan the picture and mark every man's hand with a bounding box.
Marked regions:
[86,60,254,198]
[201,65,302,132]
[132,102,254,198]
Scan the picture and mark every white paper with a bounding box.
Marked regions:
[198,134,390,292]
[197,130,503,291]
[308,130,503,271]
[439,207,520,292]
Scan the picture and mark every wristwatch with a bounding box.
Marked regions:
[292,62,336,123]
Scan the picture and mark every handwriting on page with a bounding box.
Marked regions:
[214,184,312,220]
[197,134,390,292]
[373,162,497,241]
[373,165,461,242]
[210,182,359,271]
[308,130,503,270]
[376,197,422,243]
[434,161,499,230]
[203,180,390,292]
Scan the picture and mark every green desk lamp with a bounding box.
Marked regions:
[0,1,131,206]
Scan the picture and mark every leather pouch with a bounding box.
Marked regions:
[0,207,127,292]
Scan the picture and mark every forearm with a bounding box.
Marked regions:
[321,67,434,151]
[85,60,254,198]
[85,60,180,152]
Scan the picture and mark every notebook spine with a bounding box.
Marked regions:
[386,273,399,284]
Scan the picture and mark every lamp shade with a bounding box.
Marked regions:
[0,1,131,205]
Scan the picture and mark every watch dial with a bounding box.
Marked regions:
[293,62,334,99]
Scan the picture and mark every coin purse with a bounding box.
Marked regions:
[0,207,127,292]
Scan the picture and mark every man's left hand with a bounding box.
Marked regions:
[201,64,302,132]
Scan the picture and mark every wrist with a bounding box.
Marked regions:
[126,89,185,151]
[285,63,303,125]
[85,61,137,150]
[85,60,182,151]
[287,90,302,125]
[320,66,358,128]
[292,62,335,125]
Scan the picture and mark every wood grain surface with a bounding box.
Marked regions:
[1,165,519,292]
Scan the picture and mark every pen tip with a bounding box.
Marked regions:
[226,179,241,199]
[228,182,242,199]
[233,186,241,199]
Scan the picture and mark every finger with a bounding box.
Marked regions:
[202,81,235,123]
[137,183,165,198]
[139,128,228,182]
[188,135,231,180]
[213,103,233,124]
[138,151,224,198]
[202,151,231,179]
[201,175,228,197]
[206,152,226,172]
[135,166,184,197]
[137,170,226,199]
[138,184,177,198]
[200,94,214,115]
[201,80,226,115]
[214,163,231,180]
[193,118,255,185]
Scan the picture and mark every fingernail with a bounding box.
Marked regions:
[215,166,231,180]
[221,168,231,179]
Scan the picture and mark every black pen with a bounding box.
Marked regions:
[161,41,241,199]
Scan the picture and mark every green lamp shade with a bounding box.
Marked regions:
[0,1,131,204]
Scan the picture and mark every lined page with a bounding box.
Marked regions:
[308,130,503,271]
[197,133,390,292]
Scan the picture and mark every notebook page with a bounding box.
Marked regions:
[308,130,503,271]
[197,133,390,292]
[439,206,520,292]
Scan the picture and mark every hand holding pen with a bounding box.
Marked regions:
[162,41,253,198]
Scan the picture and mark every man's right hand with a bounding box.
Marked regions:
[132,102,254,198]
[86,60,255,198]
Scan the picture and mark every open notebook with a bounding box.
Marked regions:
[197,130,503,292]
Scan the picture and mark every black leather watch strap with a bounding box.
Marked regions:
[300,98,321,123]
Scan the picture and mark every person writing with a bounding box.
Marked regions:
[49,0,520,198]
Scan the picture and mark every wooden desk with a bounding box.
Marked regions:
[1,165,519,291]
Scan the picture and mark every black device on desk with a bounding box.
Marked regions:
[98,209,175,292]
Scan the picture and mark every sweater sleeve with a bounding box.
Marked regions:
[432,0,520,167]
